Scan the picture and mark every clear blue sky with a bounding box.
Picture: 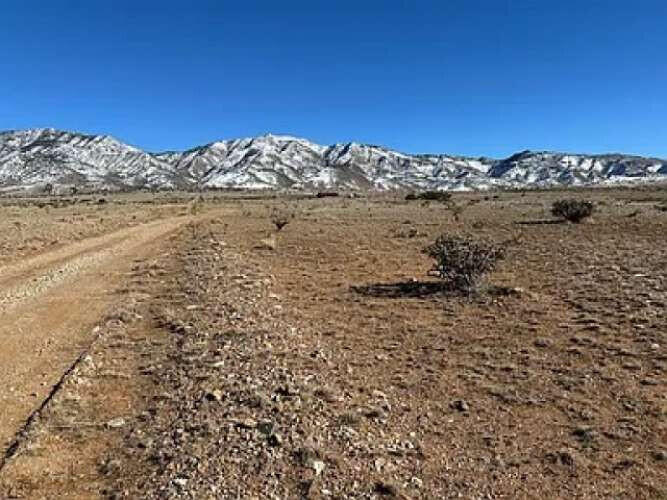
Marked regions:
[1,0,666,158]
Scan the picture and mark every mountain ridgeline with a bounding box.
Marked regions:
[1,128,666,192]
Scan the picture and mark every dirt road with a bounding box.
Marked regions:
[0,216,190,457]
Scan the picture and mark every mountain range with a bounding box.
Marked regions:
[1,128,666,192]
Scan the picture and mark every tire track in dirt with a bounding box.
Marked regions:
[0,215,191,457]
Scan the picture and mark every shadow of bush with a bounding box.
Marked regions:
[351,281,522,300]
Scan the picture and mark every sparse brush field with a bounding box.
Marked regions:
[0,187,665,498]
[0,193,187,266]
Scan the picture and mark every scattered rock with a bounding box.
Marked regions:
[374,457,386,472]
[546,448,579,467]
[364,406,387,419]
[267,432,282,447]
[100,458,122,476]
[534,338,550,348]
[172,477,188,488]
[572,427,597,443]
[205,389,223,402]
[451,399,470,412]
[106,417,126,428]
[311,460,325,476]
[257,420,274,435]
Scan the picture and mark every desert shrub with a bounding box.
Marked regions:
[551,199,594,223]
[407,191,463,220]
[271,215,290,231]
[405,191,452,203]
[423,234,505,293]
[270,209,293,231]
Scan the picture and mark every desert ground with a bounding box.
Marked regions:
[0,187,665,499]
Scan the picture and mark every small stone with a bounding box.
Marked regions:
[312,460,325,476]
[106,417,126,428]
[205,389,223,402]
[364,406,386,419]
[547,449,578,466]
[534,338,550,348]
[572,427,596,442]
[267,432,282,447]
[257,420,274,435]
[410,477,423,488]
[653,450,667,461]
[451,399,469,412]
[173,477,188,488]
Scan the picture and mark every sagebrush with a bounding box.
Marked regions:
[551,199,594,223]
[423,235,505,292]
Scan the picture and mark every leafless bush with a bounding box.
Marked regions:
[551,199,594,223]
[188,196,204,215]
[271,213,291,231]
[423,234,505,293]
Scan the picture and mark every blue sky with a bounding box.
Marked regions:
[1,0,666,157]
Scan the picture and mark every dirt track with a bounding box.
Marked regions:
[0,215,190,456]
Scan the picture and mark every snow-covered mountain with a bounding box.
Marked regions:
[1,128,666,192]
[0,129,185,190]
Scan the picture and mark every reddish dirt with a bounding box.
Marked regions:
[0,189,665,499]
[0,216,190,457]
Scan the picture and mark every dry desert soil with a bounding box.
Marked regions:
[0,188,665,499]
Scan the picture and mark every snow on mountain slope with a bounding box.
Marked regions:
[1,129,666,192]
[0,128,183,190]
